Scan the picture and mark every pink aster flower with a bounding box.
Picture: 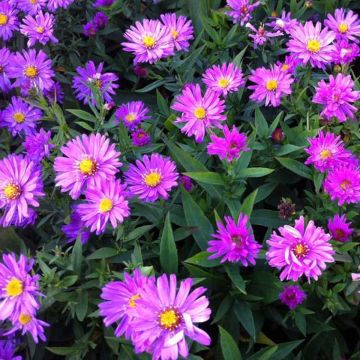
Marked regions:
[20,11,58,48]
[325,8,360,42]
[72,61,119,106]
[305,130,356,172]
[276,55,301,74]
[47,0,75,12]
[207,125,249,162]
[131,274,211,360]
[328,214,353,242]
[0,47,12,93]
[279,284,306,310]
[62,205,90,244]
[77,179,130,235]
[122,19,174,64]
[324,165,360,206]
[54,133,122,200]
[312,73,360,122]
[17,0,47,16]
[246,23,282,47]
[248,65,294,107]
[24,129,54,163]
[99,269,153,340]
[160,13,194,52]
[8,49,55,95]
[0,155,44,227]
[131,129,151,147]
[226,0,260,26]
[0,2,18,41]
[208,214,261,265]
[266,216,335,282]
[202,63,245,97]
[287,21,335,69]
[125,153,178,203]
[331,40,360,64]
[0,254,41,322]
[115,101,150,131]
[267,11,299,34]
[1,96,42,137]
[171,83,226,143]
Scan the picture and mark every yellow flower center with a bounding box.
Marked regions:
[128,294,141,308]
[0,66,3,73]
[193,107,206,120]
[338,23,348,33]
[292,242,309,259]
[0,13,8,26]
[13,112,25,124]
[6,278,23,297]
[125,113,136,122]
[24,65,38,79]
[171,28,179,39]
[144,171,162,187]
[281,64,290,72]
[35,26,44,34]
[159,308,181,330]
[143,35,156,49]
[218,78,230,88]
[241,6,248,14]
[99,198,113,213]
[340,179,351,190]
[266,79,278,91]
[320,149,332,160]
[307,39,321,53]
[30,0,38,3]
[4,184,21,200]
[19,313,32,325]
[79,159,97,176]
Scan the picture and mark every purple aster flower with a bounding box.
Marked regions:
[54,133,122,200]
[17,0,47,16]
[0,155,44,227]
[24,129,54,162]
[287,21,335,69]
[7,313,49,344]
[0,2,18,41]
[83,21,98,37]
[125,153,178,203]
[99,269,152,340]
[77,178,130,235]
[133,64,148,78]
[328,214,353,242]
[325,8,360,42]
[279,285,306,310]
[324,166,360,206]
[0,254,41,321]
[93,12,108,29]
[266,216,335,282]
[248,65,294,107]
[72,61,119,106]
[62,205,90,244]
[305,130,356,172]
[8,49,55,95]
[171,83,226,143]
[122,19,174,64]
[94,0,114,7]
[47,0,74,12]
[1,96,42,137]
[207,125,249,162]
[208,214,261,265]
[115,101,150,131]
[160,13,194,52]
[312,73,360,122]
[331,40,360,64]
[0,47,12,93]
[0,339,22,360]
[43,81,64,104]
[131,129,151,147]
[276,55,301,74]
[246,23,282,47]
[131,274,211,360]
[202,63,245,97]
[179,175,193,191]
[267,10,299,34]
[20,11,58,48]
[226,0,260,26]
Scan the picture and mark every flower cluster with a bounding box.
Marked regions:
[83,11,108,37]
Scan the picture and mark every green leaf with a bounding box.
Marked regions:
[75,290,88,321]
[185,251,221,268]
[46,347,81,355]
[75,121,94,131]
[156,90,170,116]
[275,144,302,157]
[66,109,97,122]
[247,346,279,360]
[251,210,287,228]
[237,167,274,178]
[184,171,225,185]
[71,238,83,274]
[255,107,269,138]
[219,326,242,360]
[270,340,304,360]
[233,46,248,67]
[255,183,277,204]
[62,275,78,287]
[276,157,312,180]
[234,300,256,340]
[295,312,307,336]
[182,190,213,250]
[87,247,118,260]
[225,264,246,294]
[240,189,258,216]
[160,213,178,274]
[135,79,167,93]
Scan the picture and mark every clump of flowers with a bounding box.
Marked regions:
[328,214,353,242]
[24,129,54,163]
[267,10,298,34]
[279,285,306,310]
[226,0,260,26]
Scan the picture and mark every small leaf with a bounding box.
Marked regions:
[184,171,225,185]
[71,238,83,274]
[237,168,274,178]
[241,189,258,216]
[87,247,118,260]
[135,79,167,93]
[219,326,243,360]
[295,312,307,336]
[255,107,269,138]
[225,264,246,294]
[66,109,97,122]
[234,300,256,340]
[160,213,178,274]
[185,251,221,268]
[276,157,312,180]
